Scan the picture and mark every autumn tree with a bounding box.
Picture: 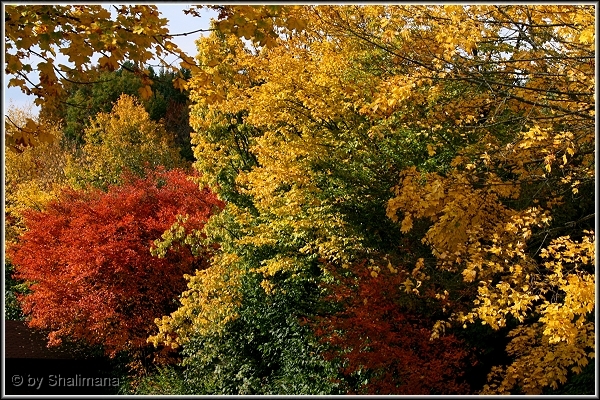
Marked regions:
[64,94,185,190]
[151,10,412,348]
[7,168,224,357]
[151,4,594,395]
[40,63,195,160]
[41,62,145,146]
[148,8,455,394]
[358,6,595,394]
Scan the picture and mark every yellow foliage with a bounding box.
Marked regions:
[154,6,595,394]
[387,167,515,272]
[482,321,594,394]
[149,253,243,348]
[371,5,594,394]
[4,104,68,244]
[65,94,184,189]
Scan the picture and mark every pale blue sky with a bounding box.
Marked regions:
[4,4,217,114]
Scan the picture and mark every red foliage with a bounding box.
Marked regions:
[312,261,473,394]
[7,167,224,357]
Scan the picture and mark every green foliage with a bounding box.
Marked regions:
[174,272,342,395]
[57,63,144,146]
[147,67,194,161]
[120,365,189,395]
[4,261,28,321]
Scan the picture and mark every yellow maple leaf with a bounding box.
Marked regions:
[138,85,153,100]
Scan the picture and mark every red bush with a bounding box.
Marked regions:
[312,260,473,394]
[8,167,224,356]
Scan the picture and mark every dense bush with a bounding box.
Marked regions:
[8,168,224,356]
